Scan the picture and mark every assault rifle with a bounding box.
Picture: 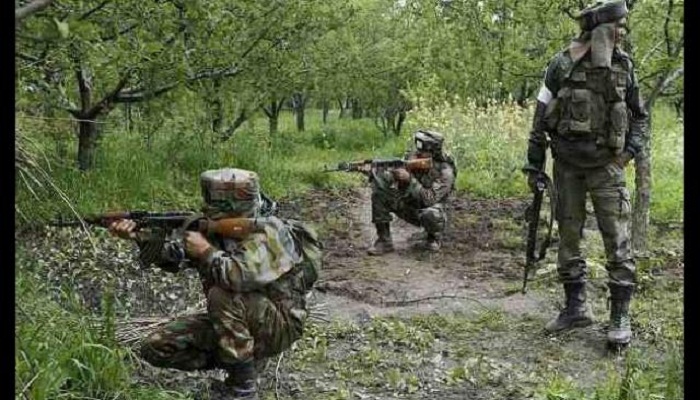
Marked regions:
[521,166,556,294]
[50,211,274,240]
[323,157,432,175]
[50,193,279,239]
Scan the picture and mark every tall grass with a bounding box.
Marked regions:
[15,110,408,221]
[535,345,683,400]
[15,251,188,400]
[15,100,682,223]
[407,97,683,222]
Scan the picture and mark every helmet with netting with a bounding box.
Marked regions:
[200,168,261,217]
[576,0,628,31]
[414,129,445,154]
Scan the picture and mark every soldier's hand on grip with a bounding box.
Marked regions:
[613,151,633,169]
[108,219,137,240]
[527,172,539,193]
[184,231,213,260]
[392,168,411,183]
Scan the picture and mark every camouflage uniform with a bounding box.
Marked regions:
[369,130,456,254]
[134,169,322,399]
[525,1,648,345]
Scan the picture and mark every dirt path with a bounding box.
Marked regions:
[285,187,550,321]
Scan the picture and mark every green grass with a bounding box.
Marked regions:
[16,100,682,223]
[15,249,189,400]
[278,304,683,399]
[15,109,409,222]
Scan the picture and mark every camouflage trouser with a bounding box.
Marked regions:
[371,182,446,234]
[554,159,635,286]
[140,286,304,372]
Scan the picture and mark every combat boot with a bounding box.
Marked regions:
[210,361,259,400]
[425,233,441,252]
[607,284,633,346]
[545,282,595,333]
[368,223,394,255]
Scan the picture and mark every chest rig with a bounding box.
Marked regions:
[546,53,629,155]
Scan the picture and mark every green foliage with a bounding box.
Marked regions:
[646,106,684,222]
[15,110,408,221]
[15,254,188,400]
[535,346,684,400]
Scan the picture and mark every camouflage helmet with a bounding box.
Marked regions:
[576,0,628,31]
[200,168,261,217]
[414,129,445,154]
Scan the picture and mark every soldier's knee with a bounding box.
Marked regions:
[607,260,636,285]
[557,259,587,282]
[207,286,243,314]
[418,207,445,232]
[139,333,169,367]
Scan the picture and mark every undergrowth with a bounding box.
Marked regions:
[15,249,188,400]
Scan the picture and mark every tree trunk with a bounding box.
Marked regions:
[394,111,406,136]
[322,99,329,124]
[124,103,133,133]
[269,114,278,135]
[292,92,305,132]
[630,64,683,254]
[337,98,346,119]
[351,98,362,119]
[77,119,98,170]
[261,97,283,136]
[74,61,98,171]
[269,98,281,135]
[673,97,683,119]
[632,147,651,255]
[210,78,223,134]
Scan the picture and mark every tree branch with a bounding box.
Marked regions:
[74,63,91,113]
[85,75,130,119]
[78,0,112,21]
[15,52,42,63]
[114,67,241,103]
[219,109,249,142]
[100,23,139,41]
[15,0,54,23]
[646,67,683,111]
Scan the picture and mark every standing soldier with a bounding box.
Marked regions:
[523,0,649,347]
[109,168,322,399]
[369,129,457,254]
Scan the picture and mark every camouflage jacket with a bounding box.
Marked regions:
[135,216,322,305]
[402,151,456,207]
[527,47,649,169]
[372,151,456,207]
